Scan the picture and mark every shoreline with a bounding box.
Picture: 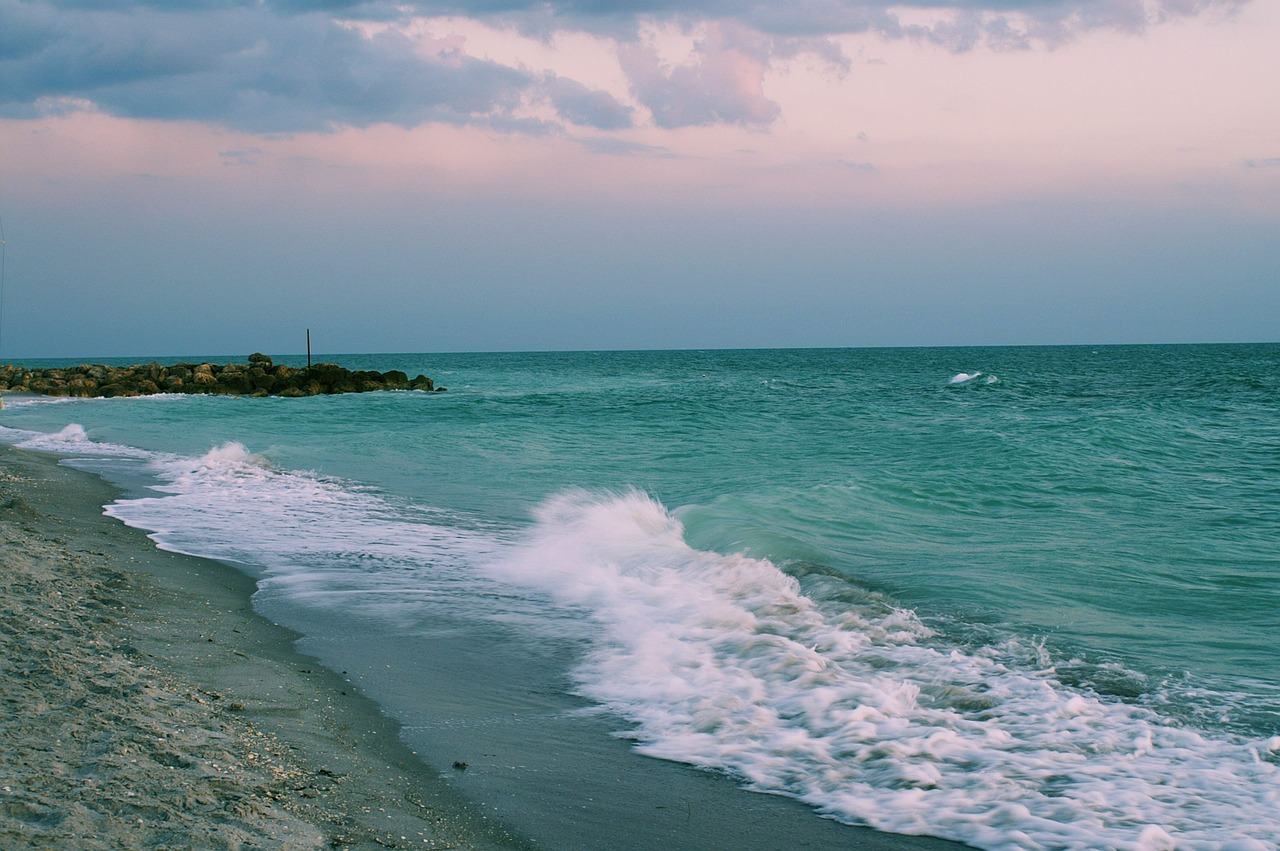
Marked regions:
[0,443,528,850]
[1,441,972,851]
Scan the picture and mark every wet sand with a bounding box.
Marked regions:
[0,443,529,850]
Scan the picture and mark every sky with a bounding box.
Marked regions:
[0,0,1277,358]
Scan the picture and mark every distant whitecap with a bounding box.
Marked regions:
[947,372,1000,387]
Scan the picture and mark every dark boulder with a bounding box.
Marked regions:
[215,371,254,395]
[67,378,99,397]
[98,383,138,398]
[248,368,277,392]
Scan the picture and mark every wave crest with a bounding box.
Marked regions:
[15,423,151,458]
[486,489,1280,850]
[948,372,999,386]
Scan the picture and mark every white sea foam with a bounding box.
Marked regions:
[104,442,526,624]
[948,372,999,386]
[485,490,1280,851]
[0,395,78,408]
[37,422,87,443]
[13,423,152,458]
[5,429,522,624]
[0,424,43,444]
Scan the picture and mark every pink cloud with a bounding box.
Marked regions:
[619,22,781,128]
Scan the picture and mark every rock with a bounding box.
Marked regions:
[98,383,138,398]
[380,370,410,389]
[27,378,62,394]
[0,358,440,400]
[191,372,218,388]
[248,369,277,392]
[215,372,254,395]
[67,378,99,397]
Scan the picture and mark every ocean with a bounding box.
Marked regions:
[2,344,1277,850]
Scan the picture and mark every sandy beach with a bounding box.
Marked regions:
[0,443,530,850]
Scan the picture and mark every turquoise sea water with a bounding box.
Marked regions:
[3,344,1278,849]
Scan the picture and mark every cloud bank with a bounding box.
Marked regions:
[0,0,1247,135]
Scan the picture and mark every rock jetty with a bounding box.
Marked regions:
[0,353,440,398]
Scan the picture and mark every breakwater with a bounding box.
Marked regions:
[0,354,439,398]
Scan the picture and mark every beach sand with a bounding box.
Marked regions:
[0,444,530,850]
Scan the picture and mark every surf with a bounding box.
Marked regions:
[485,489,1280,850]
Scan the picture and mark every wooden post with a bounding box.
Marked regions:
[307,329,312,368]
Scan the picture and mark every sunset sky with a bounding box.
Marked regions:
[1,0,1277,358]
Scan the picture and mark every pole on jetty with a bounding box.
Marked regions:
[307,328,311,368]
